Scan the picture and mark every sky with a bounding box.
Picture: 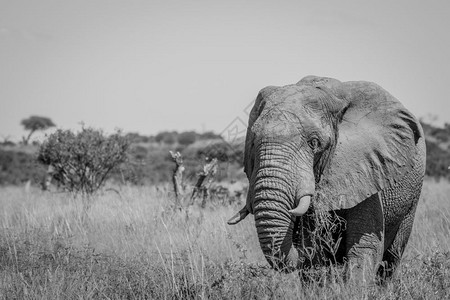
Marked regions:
[1,0,449,142]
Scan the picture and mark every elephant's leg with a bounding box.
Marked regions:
[344,193,384,284]
[377,198,419,279]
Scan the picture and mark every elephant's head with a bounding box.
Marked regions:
[228,76,422,270]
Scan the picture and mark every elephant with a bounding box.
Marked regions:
[228,75,426,281]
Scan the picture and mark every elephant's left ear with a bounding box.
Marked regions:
[315,81,424,211]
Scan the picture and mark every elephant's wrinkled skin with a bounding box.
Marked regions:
[228,76,425,280]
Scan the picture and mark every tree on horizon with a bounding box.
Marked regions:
[21,116,56,145]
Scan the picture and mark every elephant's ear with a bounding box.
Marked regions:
[314,81,423,211]
[244,86,278,178]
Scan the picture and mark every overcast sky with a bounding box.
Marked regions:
[1,0,449,142]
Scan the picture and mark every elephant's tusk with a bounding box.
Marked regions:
[227,206,250,225]
[288,195,311,216]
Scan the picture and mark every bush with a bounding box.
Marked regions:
[155,131,177,145]
[0,149,46,185]
[178,131,197,146]
[198,131,221,140]
[37,127,130,196]
[125,132,152,144]
[425,140,450,179]
[197,141,244,163]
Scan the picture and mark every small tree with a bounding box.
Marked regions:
[37,127,130,203]
[21,116,56,145]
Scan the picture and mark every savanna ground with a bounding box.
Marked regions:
[0,179,449,299]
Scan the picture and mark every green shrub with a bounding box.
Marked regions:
[0,149,46,185]
[37,127,130,196]
[425,140,450,179]
[155,131,177,145]
[197,141,244,164]
[178,131,197,146]
[198,131,221,140]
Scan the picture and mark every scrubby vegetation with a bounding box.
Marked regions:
[0,179,448,299]
[0,148,46,186]
[122,138,244,186]
[422,122,450,179]
[0,129,242,187]
[37,127,130,196]
[2,121,449,188]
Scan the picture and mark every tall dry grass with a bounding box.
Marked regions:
[0,179,449,299]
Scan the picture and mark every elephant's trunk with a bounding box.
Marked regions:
[251,140,315,270]
[253,192,300,269]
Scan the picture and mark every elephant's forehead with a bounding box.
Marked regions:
[268,85,311,102]
[263,85,332,133]
[265,86,320,115]
[267,85,318,109]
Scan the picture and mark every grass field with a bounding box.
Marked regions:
[0,179,449,299]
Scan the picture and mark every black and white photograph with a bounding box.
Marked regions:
[0,1,449,298]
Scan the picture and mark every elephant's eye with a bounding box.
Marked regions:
[308,138,320,151]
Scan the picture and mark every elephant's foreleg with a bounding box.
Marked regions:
[344,193,384,284]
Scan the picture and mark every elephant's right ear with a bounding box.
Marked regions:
[244,86,278,178]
